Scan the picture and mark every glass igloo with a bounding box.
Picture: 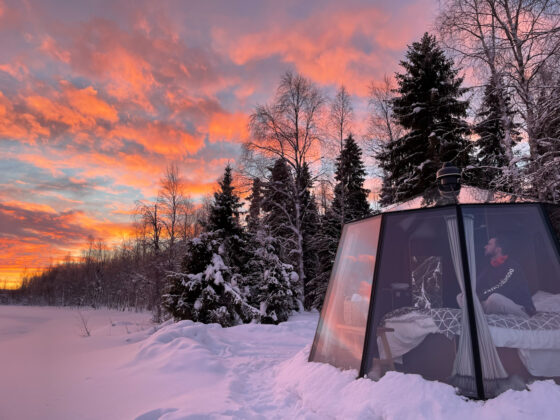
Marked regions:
[309,186,560,399]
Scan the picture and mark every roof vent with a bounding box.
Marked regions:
[436,162,461,200]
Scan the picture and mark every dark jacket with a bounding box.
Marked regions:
[477,258,536,316]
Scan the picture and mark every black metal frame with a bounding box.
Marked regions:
[455,205,485,399]
[359,214,387,377]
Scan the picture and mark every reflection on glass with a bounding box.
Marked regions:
[309,216,381,371]
[363,208,480,397]
[463,205,560,397]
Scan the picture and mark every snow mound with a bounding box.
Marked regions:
[273,345,560,420]
[134,320,227,374]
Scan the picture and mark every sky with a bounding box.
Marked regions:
[0,0,438,288]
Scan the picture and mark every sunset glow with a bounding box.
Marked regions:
[0,0,437,288]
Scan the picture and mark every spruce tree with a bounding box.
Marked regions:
[378,32,470,205]
[262,158,296,262]
[468,80,519,191]
[207,164,247,269]
[262,158,303,309]
[163,165,257,326]
[247,177,263,233]
[311,135,371,309]
[331,135,371,222]
[207,164,243,238]
[298,163,322,310]
[163,232,258,326]
[245,229,297,324]
[244,172,299,320]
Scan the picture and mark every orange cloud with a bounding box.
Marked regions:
[63,83,119,123]
[109,121,204,157]
[102,48,156,110]
[0,200,137,288]
[0,239,61,288]
[206,111,249,143]
[0,91,49,142]
[25,82,119,132]
[218,3,435,96]
[221,9,389,95]
[26,95,91,130]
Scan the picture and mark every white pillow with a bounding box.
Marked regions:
[533,291,560,312]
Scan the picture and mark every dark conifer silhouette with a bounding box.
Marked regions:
[378,33,470,205]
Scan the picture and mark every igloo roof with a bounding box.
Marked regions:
[309,201,560,399]
[384,185,536,213]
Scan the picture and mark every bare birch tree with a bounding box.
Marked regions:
[329,85,354,152]
[367,75,404,202]
[157,163,190,258]
[248,71,325,308]
[134,201,162,253]
[438,0,560,192]
[368,75,402,146]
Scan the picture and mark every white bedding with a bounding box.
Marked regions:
[379,291,560,377]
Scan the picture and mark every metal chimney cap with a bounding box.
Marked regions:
[436,162,461,199]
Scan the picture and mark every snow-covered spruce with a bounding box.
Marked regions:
[245,228,298,324]
[163,232,259,327]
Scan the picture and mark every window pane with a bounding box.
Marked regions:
[309,216,381,371]
[462,204,560,397]
[363,207,479,397]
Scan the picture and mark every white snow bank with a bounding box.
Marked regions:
[276,348,560,420]
[2,306,560,419]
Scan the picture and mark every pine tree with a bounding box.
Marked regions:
[377,33,470,205]
[311,135,371,309]
[468,80,519,191]
[249,73,325,307]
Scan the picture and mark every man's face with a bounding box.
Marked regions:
[485,237,498,257]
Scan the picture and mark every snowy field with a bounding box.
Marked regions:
[2,307,560,420]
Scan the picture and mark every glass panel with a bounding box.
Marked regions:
[462,204,560,397]
[363,207,480,397]
[309,216,382,371]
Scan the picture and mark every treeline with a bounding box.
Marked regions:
[15,164,207,320]
[14,1,560,322]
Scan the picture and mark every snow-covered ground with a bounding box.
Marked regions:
[2,306,560,420]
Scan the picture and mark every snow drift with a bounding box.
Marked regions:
[1,306,560,419]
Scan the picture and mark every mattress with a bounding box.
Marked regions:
[378,291,560,376]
